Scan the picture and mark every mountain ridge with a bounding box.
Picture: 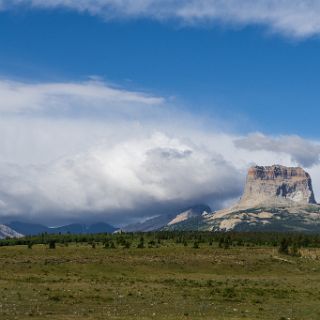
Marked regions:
[124,204,211,232]
[5,221,118,237]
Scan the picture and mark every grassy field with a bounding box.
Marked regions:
[1,242,320,320]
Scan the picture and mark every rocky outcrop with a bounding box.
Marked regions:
[239,165,317,208]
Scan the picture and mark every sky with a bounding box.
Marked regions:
[0,0,320,226]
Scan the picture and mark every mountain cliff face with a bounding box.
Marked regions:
[168,165,320,232]
[239,165,316,208]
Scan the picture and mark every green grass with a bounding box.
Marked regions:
[1,243,320,319]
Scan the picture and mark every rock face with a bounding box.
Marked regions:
[239,165,317,208]
[167,165,320,232]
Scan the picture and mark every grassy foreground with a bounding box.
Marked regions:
[1,242,320,320]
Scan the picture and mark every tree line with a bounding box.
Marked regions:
[0,231,320,254]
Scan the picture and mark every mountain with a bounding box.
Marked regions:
[51,223,117,234]
[5,221,118,236]
[124,204,211,232]
[7,221,49,236]
[168,165,320,232]
[0,224,23,239]
[238,165,317,208]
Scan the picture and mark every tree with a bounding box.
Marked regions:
[278,238,289,255]
[137,236,145,249]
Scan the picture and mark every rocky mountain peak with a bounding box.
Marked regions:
[239,165,317,208]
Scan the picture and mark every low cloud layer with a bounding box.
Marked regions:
[0,133,243,225]
[235,133,320,168]
[1,0,320,38]
[0,78,320,225]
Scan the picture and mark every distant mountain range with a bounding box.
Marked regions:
[0,204,211,239]
[0,221,118,239]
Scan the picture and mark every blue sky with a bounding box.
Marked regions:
[1,7,320,136]
[1,1,320,225]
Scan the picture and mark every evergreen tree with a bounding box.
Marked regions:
[278,238,289,255]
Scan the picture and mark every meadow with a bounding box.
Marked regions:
[1,232,320,320]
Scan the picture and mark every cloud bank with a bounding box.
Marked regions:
[1,0,320,38]
[0,78,320,225]
[235,133,320,168]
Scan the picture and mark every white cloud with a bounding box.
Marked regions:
[0,77,319,225]
[0,78,163,114]
[235,133,320,168]
[1,0,320,38]
[0,133,243,222]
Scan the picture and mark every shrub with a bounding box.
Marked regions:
[48,240,56,249]
[123,241,131,249]
[137,241,144,249]
[290,243,301,257]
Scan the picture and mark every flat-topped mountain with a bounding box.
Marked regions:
[167,165,320,232]
[239,165,316,208]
